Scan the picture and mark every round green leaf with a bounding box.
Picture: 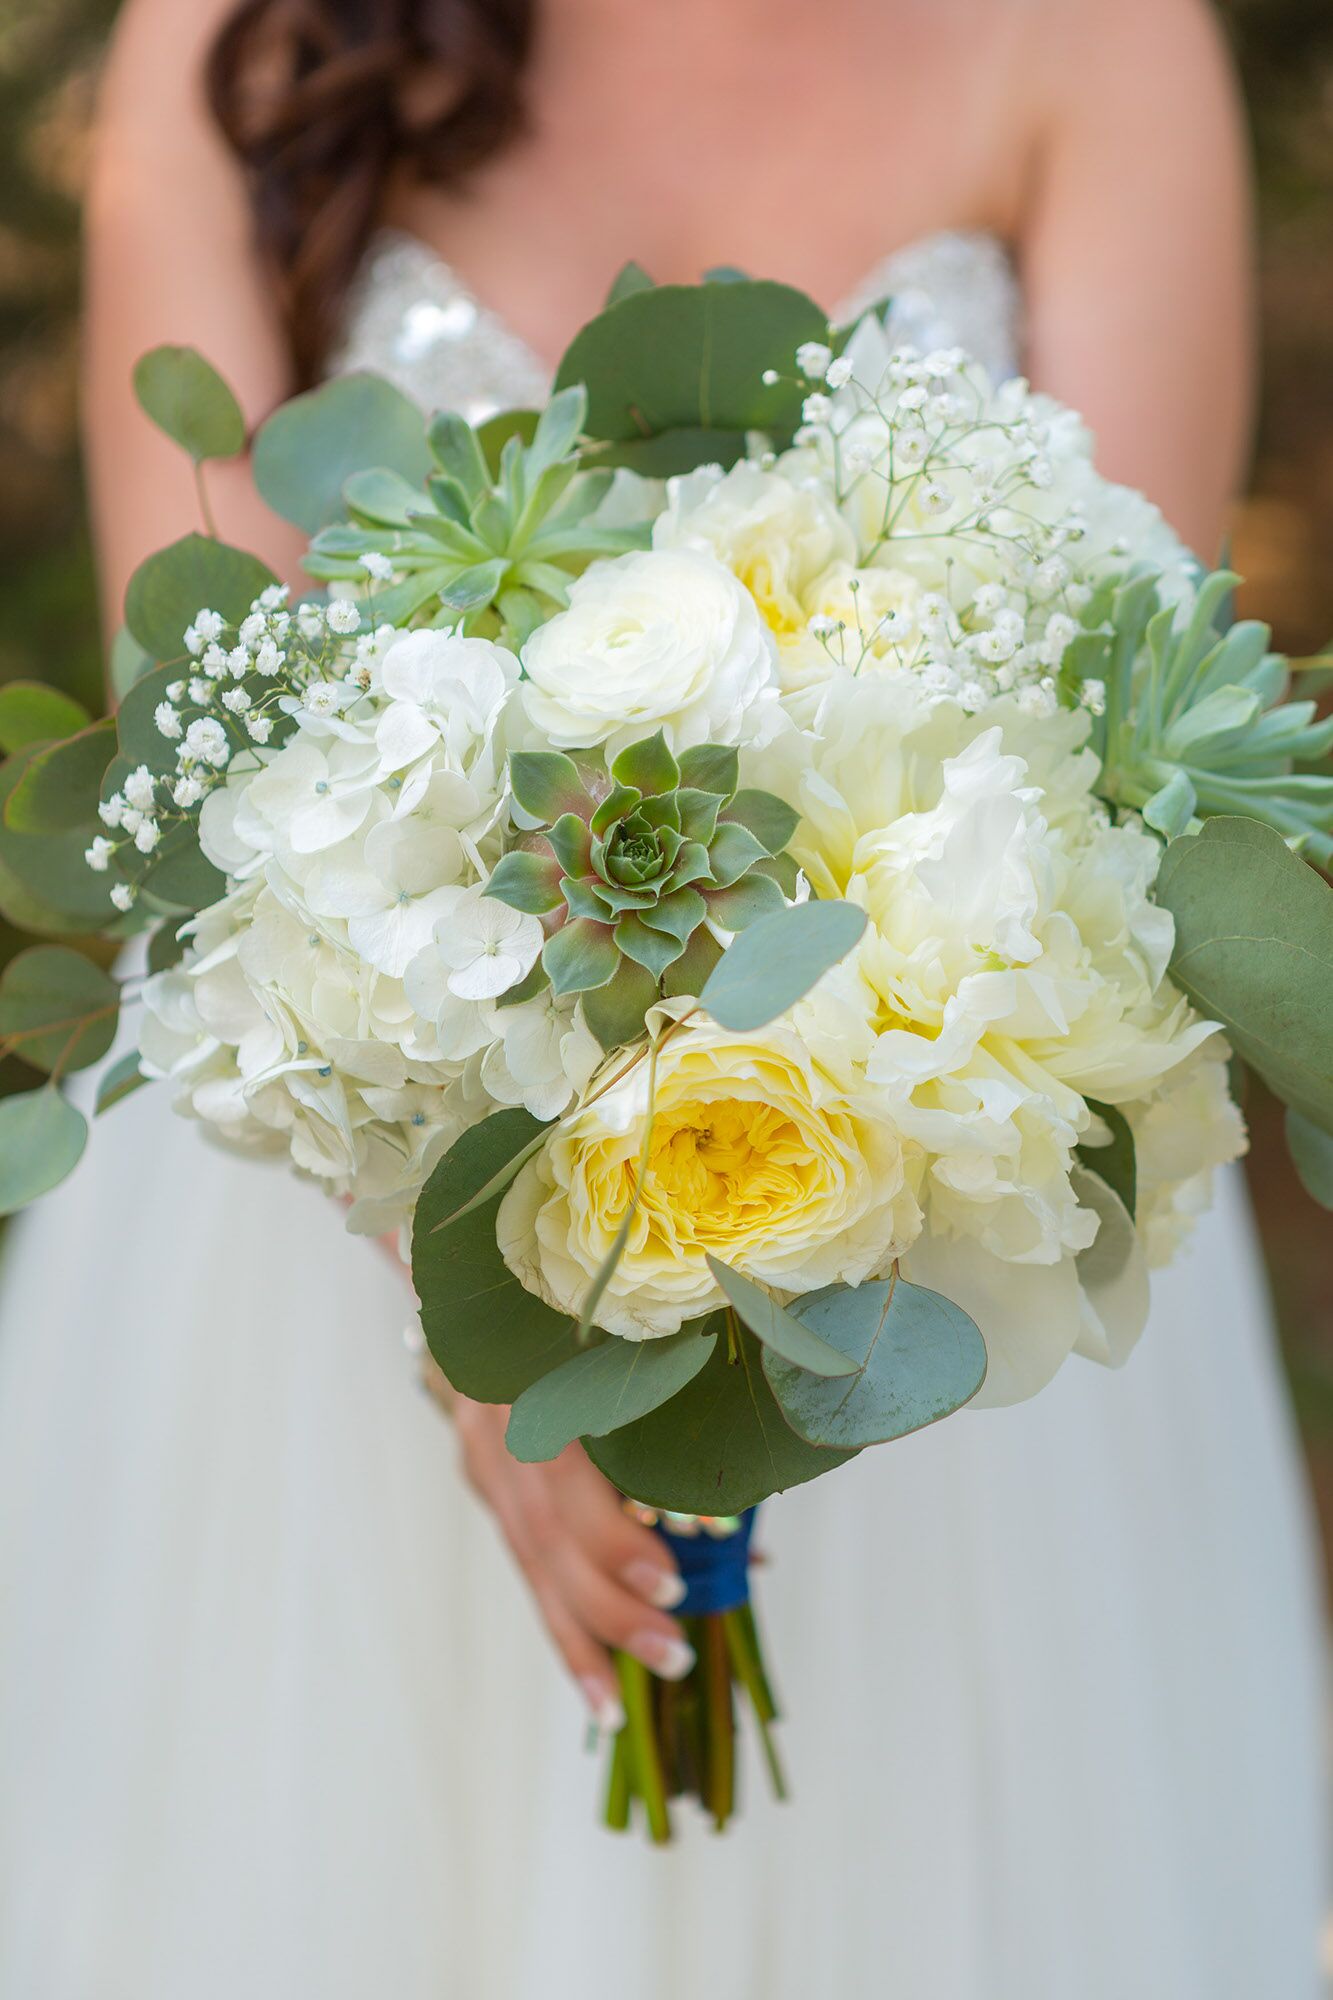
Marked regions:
[95,1051,150,1116]
[706,1255,858,1377]
[763,1276,987,1450]
[586,1326,856,1514]
[0,944,120,1074]
[1286,1109,1333,1210]
[0,1087,87,1215]
[133,345,246,462]
[554,279,827,457]
[253,373,430,534]
[0,681,91,755]
[0,749,117,933]
[700,898,867,1030]
[506,1325,718,1464]
[1155,815,1333,1131]
[124,534,278,665]
[3,719,116,834]
[109,625,155,702]
[1074,1097,1138,1221]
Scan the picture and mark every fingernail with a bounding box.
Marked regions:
[627,1630,696,1681]
[622,1560,687,1610]
[579,1679,626,1734]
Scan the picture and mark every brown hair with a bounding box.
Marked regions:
[207,0,538,386]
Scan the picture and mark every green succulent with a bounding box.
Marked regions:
[486,730,801,1048]
[1074,568,1333,863]
[303,385,650,648]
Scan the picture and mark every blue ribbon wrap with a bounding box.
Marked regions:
[651,1507,757,1616]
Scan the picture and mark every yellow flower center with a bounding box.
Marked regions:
[735,556,804,639]
[643,1096,815,1244]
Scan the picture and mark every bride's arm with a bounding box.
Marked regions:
[83,0,308,639]
[1019,0,1255,559]
[86,0,688,1727]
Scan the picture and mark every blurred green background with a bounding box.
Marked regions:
[2,0,1331,1555]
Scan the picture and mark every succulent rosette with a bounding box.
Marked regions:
[486,729,800,1047]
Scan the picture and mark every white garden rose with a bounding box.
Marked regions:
[653,463,855,648]
[497,1006,921,1339]
[518,547,779,757]
[1126,1043,1247,1268]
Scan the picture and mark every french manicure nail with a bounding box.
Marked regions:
[622,1560,687,1610]
[579,1678,626,1734]
[628,1630,696,1681]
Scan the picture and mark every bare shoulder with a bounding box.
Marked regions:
[1030,0,1243,128]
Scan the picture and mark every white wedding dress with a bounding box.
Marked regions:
[0,231,1326,2000]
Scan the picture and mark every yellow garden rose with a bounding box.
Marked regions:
[496,1011,921,1339]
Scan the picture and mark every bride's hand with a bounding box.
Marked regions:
[451,1393,693,1731]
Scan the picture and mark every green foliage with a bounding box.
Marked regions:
[0,681,90,754]
[1286,1109,1333,1209]
[553,278,829,475]
[123,534,278,664]
[132,346,246,463]
[95,1051,149,1116]
[3,717,115,833]
[586,1324,856,1513]
[489,730,796,1047]
[0,1086,87,1215]
[306,382,648,644]
[252,371,431,533]
[699,899,867,1031]
[0,744,115,934]
[1074,1098,1138,1220]
[705,1256,858,1377]
[761,1275,988,1449]
[0,944,118,1074]
[505,1323,719,1463]
[1087,569,1333,862]
[411,1109,580,1402]
[1155,815,1333,1133]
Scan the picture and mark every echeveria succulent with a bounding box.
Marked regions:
[1079,568,1333,864]
[486,730,799,1047]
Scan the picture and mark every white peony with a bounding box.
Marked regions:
[518,547,780,757]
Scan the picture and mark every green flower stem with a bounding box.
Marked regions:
[603,1726,632,1832]
[724,1608,788,1803]
[615,1650,673,1844]
[704,1616,736,1831]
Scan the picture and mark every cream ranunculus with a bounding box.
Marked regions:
[497,1010,922,1339]
[518,548,779,758]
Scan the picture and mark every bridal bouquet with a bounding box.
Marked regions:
[3,270,1331,1841]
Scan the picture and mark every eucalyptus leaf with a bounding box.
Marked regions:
[109,627,154,702]
[705,1255,858,1377]
[132,345,246,462]
[1154,815,1333,1130]
[555,279,828,457]
[0,749,116,933]
[254,372,430,533]
[0,682,91,755]
[3,718,116,835]
[95,1051,150,1116]
[0,945,119,1074]
[423,1106,551,1233]
[700,899,867,1029]
[762,1276,987,1450]
[412,1185,576,1405]
[124,535,278,664]
[506,1324,718,1463]
[604,261,655,308]
[0,1087,87,1215]
[1074,1097,1137,1221]
[1286,1108,1333,1210]
[586,1325,856,1514]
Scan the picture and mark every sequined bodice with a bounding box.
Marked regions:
[332,228,1022,415]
